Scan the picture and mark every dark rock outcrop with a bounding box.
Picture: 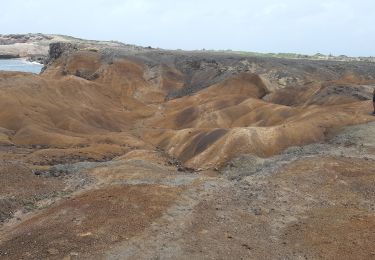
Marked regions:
[0,54,20,59]
[48,42,78,61]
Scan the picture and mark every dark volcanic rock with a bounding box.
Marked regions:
[0,54,20,59]
[48,42,78,61]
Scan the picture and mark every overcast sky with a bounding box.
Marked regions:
[1,0,374,56]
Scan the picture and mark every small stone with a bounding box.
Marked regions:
[253,208,262,215]
[242,244,252,250]
[33,170,42,176]
[47,248,59,255]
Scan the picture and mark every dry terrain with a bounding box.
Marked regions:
[0,37,374,259]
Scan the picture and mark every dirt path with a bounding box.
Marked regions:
[104,122,375,259]
[0,123,374,259]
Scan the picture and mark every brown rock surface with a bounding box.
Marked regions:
[0,41,374,259]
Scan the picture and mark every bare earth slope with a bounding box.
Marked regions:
[0,39,374,259]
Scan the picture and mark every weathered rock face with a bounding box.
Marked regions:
[0,34,55,60]
[47,42,78,62]
[43,43,375,98]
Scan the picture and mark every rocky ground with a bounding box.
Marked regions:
[0,37,374,259]
[0,122,373,260]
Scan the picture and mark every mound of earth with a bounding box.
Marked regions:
[0,38,374,259]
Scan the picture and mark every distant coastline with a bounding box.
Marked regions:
[1,33,375,64]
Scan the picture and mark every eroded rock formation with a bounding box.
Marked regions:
[0,39,374,259]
